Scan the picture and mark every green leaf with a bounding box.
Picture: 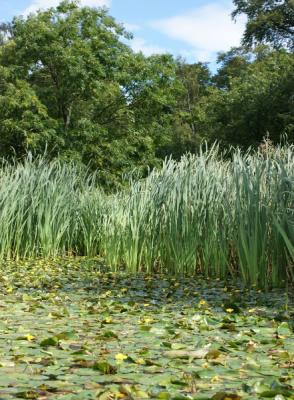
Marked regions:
[40,336,59,347]
[93,360,117,374]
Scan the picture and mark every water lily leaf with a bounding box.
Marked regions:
[40,336,59,347]
[156,391,171,399]
[164,347,209,359]
[15,391,39,399]
[259,390,293,398]
[206,349,222,359]
[0,258,293,400]
[56,331,77,340]
[171,343,186,350]
[211,393,241,400]
[99,330,118,339]
[277,322,292,337]
[93,360,117,374]
[71,359,94,368]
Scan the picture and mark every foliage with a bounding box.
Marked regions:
[212,47,251,89]
[0,0,180,188]
[161,60,212,158]
[102,143,294,288]
[0,66,57,157]
[0,257,292,399]
[232,0,294,49]
[0,145,293,288]
[202,49,294,147]
[0,1,294,187]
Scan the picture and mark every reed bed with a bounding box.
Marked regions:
[0,145,293,288]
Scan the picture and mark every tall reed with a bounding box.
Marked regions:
[99,144,294,287]
[0,145,293,288]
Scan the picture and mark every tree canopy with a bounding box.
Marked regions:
[232,0,294,49]
[0,0,293,188]
[0,1,182,187]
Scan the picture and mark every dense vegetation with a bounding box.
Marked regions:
[0,0,293,188]
[0,143,292,288]
[0,0,293,286]
[0,2,293,397]
[0,258,292,399]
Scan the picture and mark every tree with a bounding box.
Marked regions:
[2,0,293,185]
[0,22,12,45]
[201,49,294,147]
[0,66,57,157]
[3,0,133,132]
[0,0,181,188]
[175,60,211,137]
[213,47,251,89]
[154,60,212,159]
[232,0,294,49]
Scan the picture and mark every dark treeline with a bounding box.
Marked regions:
[0,0,293,189]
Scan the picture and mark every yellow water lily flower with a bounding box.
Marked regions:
[141,317,154,324]
[25,334,35,342]
[115,353,128,362]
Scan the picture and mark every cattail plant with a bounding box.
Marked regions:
[0,144,293,288]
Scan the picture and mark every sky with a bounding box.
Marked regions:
[0,0,246,70]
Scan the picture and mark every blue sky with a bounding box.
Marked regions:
[1,0,246,69]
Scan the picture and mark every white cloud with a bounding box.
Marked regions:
[124,23,140,32]
[131,37,166,56]
[151,2,246,62]
[24,0,110,16]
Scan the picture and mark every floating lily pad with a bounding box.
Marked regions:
[0,257,292,399]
